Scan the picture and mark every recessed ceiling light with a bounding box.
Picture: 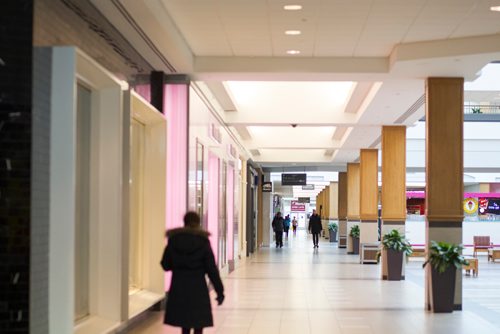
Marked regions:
[284,5,302,11]
[286,50,301,55]
[285,30,301,35]
[491,6,500,11]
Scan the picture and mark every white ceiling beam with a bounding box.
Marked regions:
[205,82,237,111]
[194,56,389,81]
[344,82,376,114]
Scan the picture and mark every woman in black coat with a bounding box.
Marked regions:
[161,212,224,334]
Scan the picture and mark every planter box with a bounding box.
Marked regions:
[430,266,456,313]
[387,249,403,280]
[352,237,360,255]
[329,230,337,242]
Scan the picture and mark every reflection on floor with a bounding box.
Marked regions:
[125,231,500,334]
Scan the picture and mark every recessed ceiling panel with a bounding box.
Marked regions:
[225,81,354,122]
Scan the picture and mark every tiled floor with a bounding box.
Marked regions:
[126,231,500,334]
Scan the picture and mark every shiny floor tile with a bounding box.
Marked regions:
[126,231,500,334]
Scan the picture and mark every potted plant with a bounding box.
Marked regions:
[382,229,412,281]
[328,222,338,242]
[349,225,360,254]
[423,241,469,313]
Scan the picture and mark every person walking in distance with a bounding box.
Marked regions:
[161,212,224,334]
[283,214,291,239]
[292,216,298,236]
[308,209,322,248]
[272,211,285,248]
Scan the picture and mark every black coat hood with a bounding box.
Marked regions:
[164,227,211,270]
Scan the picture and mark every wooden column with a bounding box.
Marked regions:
[360,149,379,262]
[381,126,407,279]
[329,182,339,221]
[425,77,464,311]
[347,163,360,254]
[325,182,339,241]
[321,186,330,237]
[338,172,348,248]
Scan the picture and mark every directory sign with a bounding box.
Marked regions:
[281,173,307,186]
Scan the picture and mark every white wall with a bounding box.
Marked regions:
[405,220,500,256]
[406,122,500,172]
[188,83,249,265]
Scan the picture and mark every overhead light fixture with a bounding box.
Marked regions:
[491,6,500,11]
[286,50,301,55]
[285,30,301,35]
[284,5,302,10]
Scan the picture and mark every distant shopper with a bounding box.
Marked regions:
[283,214,291,238]
[161,211,224,334]
[272,211,285,248]
[292,216,298,235]
[308,209,322,248]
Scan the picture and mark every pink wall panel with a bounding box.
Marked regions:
[134,84,151,102]
[226,164,234,260]
[207,152,219,261]
[164,84,188,230]
[164,84,188,288]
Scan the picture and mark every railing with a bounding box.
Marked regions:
[464,104,500,115]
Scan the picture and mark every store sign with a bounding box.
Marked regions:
[298,197,310,203]
[262,182,272,192]
[302,184,315,190]
[464,198,478,215]
[281,173,307,186]
[291,200,306,212]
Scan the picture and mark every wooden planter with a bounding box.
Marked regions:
[352,237,360,254]
[430,266,456,313]
[386,249,403,280]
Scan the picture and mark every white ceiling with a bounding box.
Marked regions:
[91,0,500,168]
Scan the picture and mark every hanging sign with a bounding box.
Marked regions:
[291,200,306,212]
[298,197,310,203]
[262,182,272,192]
[281,173,307,186]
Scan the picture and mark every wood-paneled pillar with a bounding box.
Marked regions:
[381,126,407,279]
[425,77,464,311]
[338,172,348,248]
[329,182,339,220]
[320,186,330,237]
[360,149,379,262]
[347,163,360,254]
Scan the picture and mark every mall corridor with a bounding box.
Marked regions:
[126,231,500,334]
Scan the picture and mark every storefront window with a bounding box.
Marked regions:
[75,83,91,322]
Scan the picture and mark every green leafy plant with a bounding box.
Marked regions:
[328,222,338,232]
[471,107,482,114]
[349,225,360,238]
[382,229,413,256]
[422,241,469,274]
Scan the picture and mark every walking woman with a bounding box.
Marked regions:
[292,216,298,236]
[161,212,224,334]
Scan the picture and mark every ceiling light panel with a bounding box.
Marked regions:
[285,30,301,35]
[225,81,355,123]
[283,5,302,11]
[245,126,337,149]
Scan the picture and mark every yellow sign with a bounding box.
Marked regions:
[464,198,478,214]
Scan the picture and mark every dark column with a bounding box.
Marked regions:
[0,1,34,332]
